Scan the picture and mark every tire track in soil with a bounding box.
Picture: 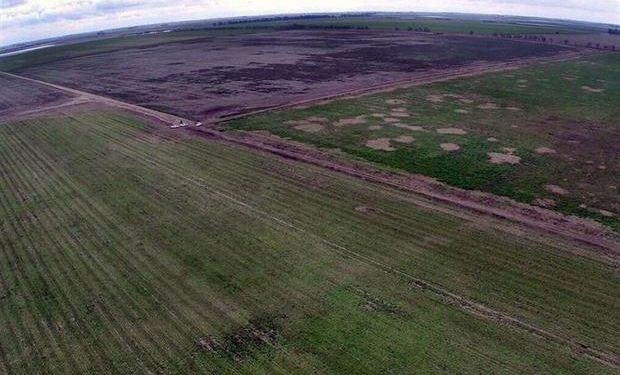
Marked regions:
[21,114,300,374]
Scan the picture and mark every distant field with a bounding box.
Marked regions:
[0,109,617,373]
[233,16,600,35]
[0,28,258,72]
[228,53,620,229]
[9,29,571,121]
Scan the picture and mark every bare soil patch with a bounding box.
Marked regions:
[383,117,400,123]
[366,138,395,151]
[477,103,499,110]
[454,109,470,114]
[306,116,328,123]
[487,137,499,142]
[440,143,460,152]
[335,115,367,127]
[437,127,467,135]
[488,152,521,164]
[426,94,444,103]
[536,147,556,154]
[393,135,415,143]
[393,124,425,131]
[390,111,410,118]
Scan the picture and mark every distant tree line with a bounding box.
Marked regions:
[609,28,620,35]
[274,24,369,31]
[211,13,373,27]
[491,32,616,51]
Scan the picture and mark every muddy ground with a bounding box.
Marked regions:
[17,29,572,122]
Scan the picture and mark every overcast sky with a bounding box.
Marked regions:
[1,0,619,47]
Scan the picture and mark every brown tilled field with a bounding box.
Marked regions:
[16,29,575,121]
[0,74,76,121]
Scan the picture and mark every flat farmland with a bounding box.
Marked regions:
[228,52,620,230]
[0,74,76,121]
[13,29,574,121]
[0,100,618,373]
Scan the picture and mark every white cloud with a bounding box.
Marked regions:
[1,0,619,46]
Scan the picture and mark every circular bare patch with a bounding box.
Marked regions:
[393,135,415,143]
[486,137,498,142]
[383,117,400,123]
[393,124,424,131]
[477,103,498,110]
[366,138,395,151]
[334,115,367,127]
[437,128,467,135]
[426,94,444,103]
[440,143,460,152]
[306,116,328,123]
[390,111,410,118]
[535,147,556,154]
[488,152,521,164]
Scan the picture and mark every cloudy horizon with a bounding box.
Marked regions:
[1,0,619,47]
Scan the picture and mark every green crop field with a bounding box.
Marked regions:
[0,110,617,373]
[228,53,620,230]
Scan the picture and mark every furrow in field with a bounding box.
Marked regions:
[17,115,318,374]
[3,121,217,373]
[0,140,94,373]
[0,127,161,373]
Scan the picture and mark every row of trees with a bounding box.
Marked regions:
[491,32,616,51]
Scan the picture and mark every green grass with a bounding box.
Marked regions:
[0,110,617,373]
[228,53,620,230]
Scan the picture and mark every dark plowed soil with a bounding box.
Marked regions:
[0,74,75,120]
[18,29,571,122]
